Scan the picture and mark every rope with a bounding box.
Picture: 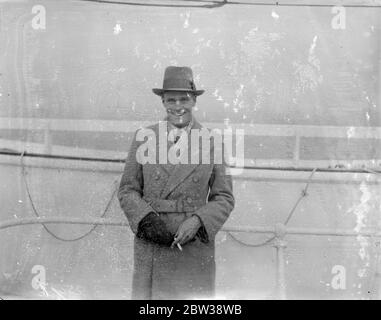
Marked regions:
[76,0,381,9]
[364,168,381,176]
[2,149,380,174]
[76,0,227,8]
[10,148,378,178]
[0,217,129,230]
[13,150,380,245]
[227,168,317,247]
[20,151,119,242]
[227,232,275,247]
[0,149,124,163]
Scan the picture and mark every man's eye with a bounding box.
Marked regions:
[166,99,176,104]
[180,98,190,103]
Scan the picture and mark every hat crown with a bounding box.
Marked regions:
[164,66,193,81]
[162,66,195,91]
[152,66,204,96]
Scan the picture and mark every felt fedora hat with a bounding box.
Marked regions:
[152,66,205,96]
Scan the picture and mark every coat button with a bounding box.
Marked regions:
[186,197,193,204]
[155,173,160,180]
[192,176,199,183]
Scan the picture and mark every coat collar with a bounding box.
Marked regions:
[151,118,205,199]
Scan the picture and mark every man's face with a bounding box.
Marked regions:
[162,91,196,128]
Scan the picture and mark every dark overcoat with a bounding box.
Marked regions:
[118,119,234,299]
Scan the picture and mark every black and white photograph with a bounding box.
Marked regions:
[0,0,380,304]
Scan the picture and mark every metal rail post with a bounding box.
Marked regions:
[44,123,52,155]
[373,239,381,299]
[273,223,287,300]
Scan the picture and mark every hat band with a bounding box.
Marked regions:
[163,78,196,91]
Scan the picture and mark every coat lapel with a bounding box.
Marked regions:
[160,119,203,199]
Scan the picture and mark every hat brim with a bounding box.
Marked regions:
[152,88,205,96]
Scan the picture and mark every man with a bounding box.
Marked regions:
[118,66,234,299]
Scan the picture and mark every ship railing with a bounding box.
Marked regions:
[1,217,381,299]
[1,117,381,169]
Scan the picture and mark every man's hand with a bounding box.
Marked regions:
[171,215,202,248]
[137,212,174,246]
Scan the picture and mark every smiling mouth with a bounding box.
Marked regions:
[168,109,186,116]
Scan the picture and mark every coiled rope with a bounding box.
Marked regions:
[20,151,119,242]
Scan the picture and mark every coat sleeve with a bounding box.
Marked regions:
[118,130,155,234]
[193,161,235,243]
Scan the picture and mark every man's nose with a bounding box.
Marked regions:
[174,101,184,109]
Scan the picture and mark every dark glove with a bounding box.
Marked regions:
[137,212,174,246]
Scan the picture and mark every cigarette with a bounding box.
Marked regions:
[177,243,183,251]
